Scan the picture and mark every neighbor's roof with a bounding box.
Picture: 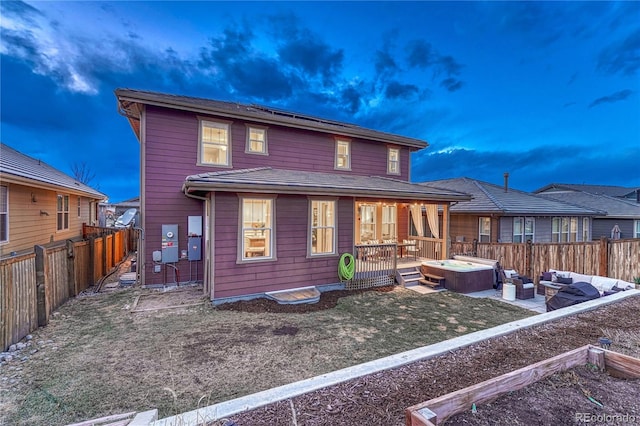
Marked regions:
[115,88,427,149]
[183,168,471,202]
[537,191,640,219]
[0,143,106,199]
[534,183,639,198]
[418,177,602,216]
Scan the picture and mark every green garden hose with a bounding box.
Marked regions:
[338,253,355,281]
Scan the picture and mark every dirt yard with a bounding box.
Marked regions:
[222,295,640,426]
[0,285,539,425]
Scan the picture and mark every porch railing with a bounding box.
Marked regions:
[350,243,397,290]
[414,237,444,260]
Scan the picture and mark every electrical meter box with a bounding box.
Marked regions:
[188,216,202,236]
[161,224,179,263]
[188,236,202,261]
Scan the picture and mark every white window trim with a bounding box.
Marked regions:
[0,185,8,244]
[198,118,232,167]
[308,198,338,257]
[479,217,490,242]
[552,217,577,242]
[245,125,268,155]
[360,203,377,242]
[513,217,535,243]
[57,194,70,231]
[582,217,590,241]
[77,197,82,218]
[387,147,400,175]
[381,204,397,240]
[334,138,351,171]
[238,195,276,263]
[634,220,640,239]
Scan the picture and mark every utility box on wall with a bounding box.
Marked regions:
[188,236,202,261]
[161,224,179,263]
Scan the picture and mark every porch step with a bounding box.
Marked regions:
[265,286,321,305]
[423,273,446,289]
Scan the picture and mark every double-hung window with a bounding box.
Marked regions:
[200,120,230,166]
[381,205,396,240]
[387,148,400,175]
[241,197,273,261]
[57,194,69,231]
[246,126,267,154]
[310,200,336,255]
[335,139,351,170]
[513,217,534,243]
[0,185,8,243]
[634,220,640,239]
[552,217,577,242]
[478,217,491,242]
[360,204,376,242]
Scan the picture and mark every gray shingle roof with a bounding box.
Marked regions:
[535,183,639,198]
[115,89,427,149]
[418,177,602,215]
[1,143,106,199]
[537,191,640,219]
[183,168,471,202]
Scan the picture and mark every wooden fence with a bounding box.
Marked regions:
[450,238,640,284]
[1,227,137,351]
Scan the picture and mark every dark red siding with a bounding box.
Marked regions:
[212,193,354,299]
[141,105,409,293]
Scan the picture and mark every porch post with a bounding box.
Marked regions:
[442,203,450,260]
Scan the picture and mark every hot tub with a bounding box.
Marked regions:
[421,259,495,293]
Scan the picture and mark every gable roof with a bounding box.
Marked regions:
[418,177,602,216]
[183,167,470,202]
[537,191,640,219]
[115,89,427,149]
[0,143,106,199]
[534,183,639,198]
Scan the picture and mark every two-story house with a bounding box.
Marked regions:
[0,143,106,258]
[115,89,469,302]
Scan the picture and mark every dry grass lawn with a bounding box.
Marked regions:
[0,285,535,425]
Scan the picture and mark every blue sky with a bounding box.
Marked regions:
[1,1,639,202]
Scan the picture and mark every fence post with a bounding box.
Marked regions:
[89,236,96,285]
[102,235,108,277]
[526,240,533,278]
[34,245,48,327]
[599,237,609,277]
[66,240,76,297]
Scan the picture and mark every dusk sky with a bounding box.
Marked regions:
[1,1,639,202]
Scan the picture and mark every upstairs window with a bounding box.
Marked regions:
[200,120,230,166]
[57,194,69,231]
[335,139,351,170]
[0,185,7,243]
[310,200,336,255]
[246,126,267,154]
[479,217,491,242]
[387,148,400,175]
[513,217,534,243]
[552,217,577,242]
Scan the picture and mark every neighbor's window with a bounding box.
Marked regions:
[310,200,336,255]
[335,139,351,170]
[582,217,590,241]
[77,197,81,218]
[360,204,376,242]
[479,217,491,242]
[552,217,577,242]
[241,198,273,260]
[513,217,534,243]
[246,126,267,154]
[200,120,230,166]
[387,148,400,175]
[57,194,69,231]
[634,220,640,239]
[0,185,8,243]
[381,205,397,240]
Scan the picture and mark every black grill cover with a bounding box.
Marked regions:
[546,281,600,312]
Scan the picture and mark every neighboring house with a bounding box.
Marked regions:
[534,189,640,240]
[99,196,140,227]
[418,177,601,243]
[115,89,469,302]
[0,143,106,258]
[535,183,640,203]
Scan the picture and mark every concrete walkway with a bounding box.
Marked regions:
[152,289,639,426]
